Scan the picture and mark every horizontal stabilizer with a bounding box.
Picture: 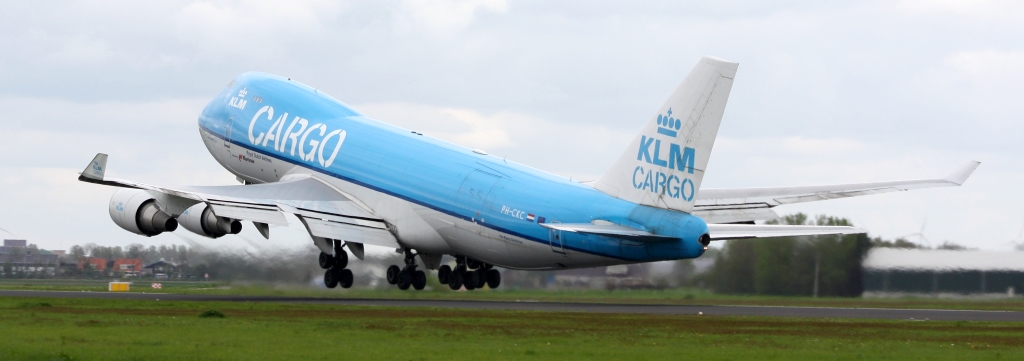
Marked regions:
[540,221,678,242]
[707,224,865,241]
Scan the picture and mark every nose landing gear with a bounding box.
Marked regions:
[321,240,353,289]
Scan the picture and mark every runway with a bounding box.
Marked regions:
[2,290,1022,322]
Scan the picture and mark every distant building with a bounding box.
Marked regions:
[78,257,107,272]
[3,239,27,248]
[144,259,178,276]
[863,248,1024,297]
[547,264,657,290]
[113,258,143,274]
[0,239,61,276]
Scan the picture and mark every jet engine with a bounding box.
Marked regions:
[108,189,178,236]
[178,203,241,238]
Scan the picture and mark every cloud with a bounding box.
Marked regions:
[395,0,508,34]
[946,50,1024,80]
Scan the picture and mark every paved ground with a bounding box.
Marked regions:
[2,290,1022,322]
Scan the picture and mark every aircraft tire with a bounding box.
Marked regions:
[413,270,427,290]
[486,269,501,289]
[448,271,464,290]
[386,265,401,285]
[438,265,452,284]
[397,271,412,290]
[335,251,348,270]
[324,269,338,289]
[339,269,354,289]
[475,270,487,288]
[465,271,479,291]
[318,252,334,269]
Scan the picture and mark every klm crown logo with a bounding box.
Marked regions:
[238,87,248,98]
[656,108,682,137]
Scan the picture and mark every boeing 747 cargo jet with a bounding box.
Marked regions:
[79,57,978,290]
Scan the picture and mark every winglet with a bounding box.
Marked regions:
[80,153,108,181]
[943,161,980,185]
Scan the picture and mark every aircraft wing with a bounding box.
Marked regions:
[693,161,980,224]
[78,153,400,248]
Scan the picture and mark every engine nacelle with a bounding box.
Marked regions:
[108,189,178,237]
[178,203,242,239]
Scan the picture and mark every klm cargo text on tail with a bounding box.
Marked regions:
[633,108,696,201]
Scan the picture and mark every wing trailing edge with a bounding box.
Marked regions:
[694,161,980,224]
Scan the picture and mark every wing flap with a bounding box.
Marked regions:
[209,203,288,226]
[301,217,399,248]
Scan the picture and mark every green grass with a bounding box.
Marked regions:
[0,296,1021,360]
[3,278,1024,312]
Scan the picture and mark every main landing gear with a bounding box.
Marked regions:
[386,249,427,290]
[437,256,500,291]
[320,240,353,289]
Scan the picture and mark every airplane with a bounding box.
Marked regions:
[78,56,979,291]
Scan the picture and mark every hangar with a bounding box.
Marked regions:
[863,248,1024,297]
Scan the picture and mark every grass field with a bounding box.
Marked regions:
[1,296,1022,360]
[3,278,1024,311]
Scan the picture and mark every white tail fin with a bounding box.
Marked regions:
[593,56,737,213]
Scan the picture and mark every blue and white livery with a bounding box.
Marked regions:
[79,56,979,290]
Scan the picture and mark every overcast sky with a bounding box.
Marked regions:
[1,0,1022,253]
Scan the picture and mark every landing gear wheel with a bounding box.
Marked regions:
[486,269,501,289]
[334,250,349,270]
[397,271,412,290]
[386,265,401,285]
[318,252,334,269]
[465,271,479,291]
[413,270,427,290]
[438,265,452,284]
[324,269,338,289]
[339,269,354,289]
[475,270,487,289]
[448,270,464,290]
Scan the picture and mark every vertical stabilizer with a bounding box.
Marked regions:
[593,56,737,213]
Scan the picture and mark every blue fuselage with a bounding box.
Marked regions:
[198,72,707,269]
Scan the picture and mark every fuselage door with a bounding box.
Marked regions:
[457,170,502,219]
[548,220,566,254]
[223,115,239,173]
[453,170,506,253]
